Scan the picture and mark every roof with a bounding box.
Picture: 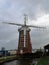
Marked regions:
[44,44,49,49]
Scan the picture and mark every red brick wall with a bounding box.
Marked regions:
[17,30,32,54]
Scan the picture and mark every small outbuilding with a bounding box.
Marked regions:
[44,44,49,56]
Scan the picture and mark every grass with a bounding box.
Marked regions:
[37,56,49,65]
[0,55,16,59]
[0,55,16,62]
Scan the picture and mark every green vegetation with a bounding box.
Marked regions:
[37,56,49,65]
[0,55,16,63]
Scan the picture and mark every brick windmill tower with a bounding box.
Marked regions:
[17,15,32,54]
[3,15,45,54]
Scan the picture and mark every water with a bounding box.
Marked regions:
[1,58,38,65]
[2,60,34,65]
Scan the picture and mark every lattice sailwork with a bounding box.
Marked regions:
[2,15,46,54]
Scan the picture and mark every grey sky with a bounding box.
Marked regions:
[0,0,49,50]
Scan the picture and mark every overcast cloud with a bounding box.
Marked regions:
[0,0,49,50]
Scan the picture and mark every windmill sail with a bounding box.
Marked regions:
[3,22,24,26]
[2,15,46,54]
[26,25,46,28]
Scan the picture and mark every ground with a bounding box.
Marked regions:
[37,56,49,65]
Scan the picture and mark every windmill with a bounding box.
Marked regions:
[3,14,46,54]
